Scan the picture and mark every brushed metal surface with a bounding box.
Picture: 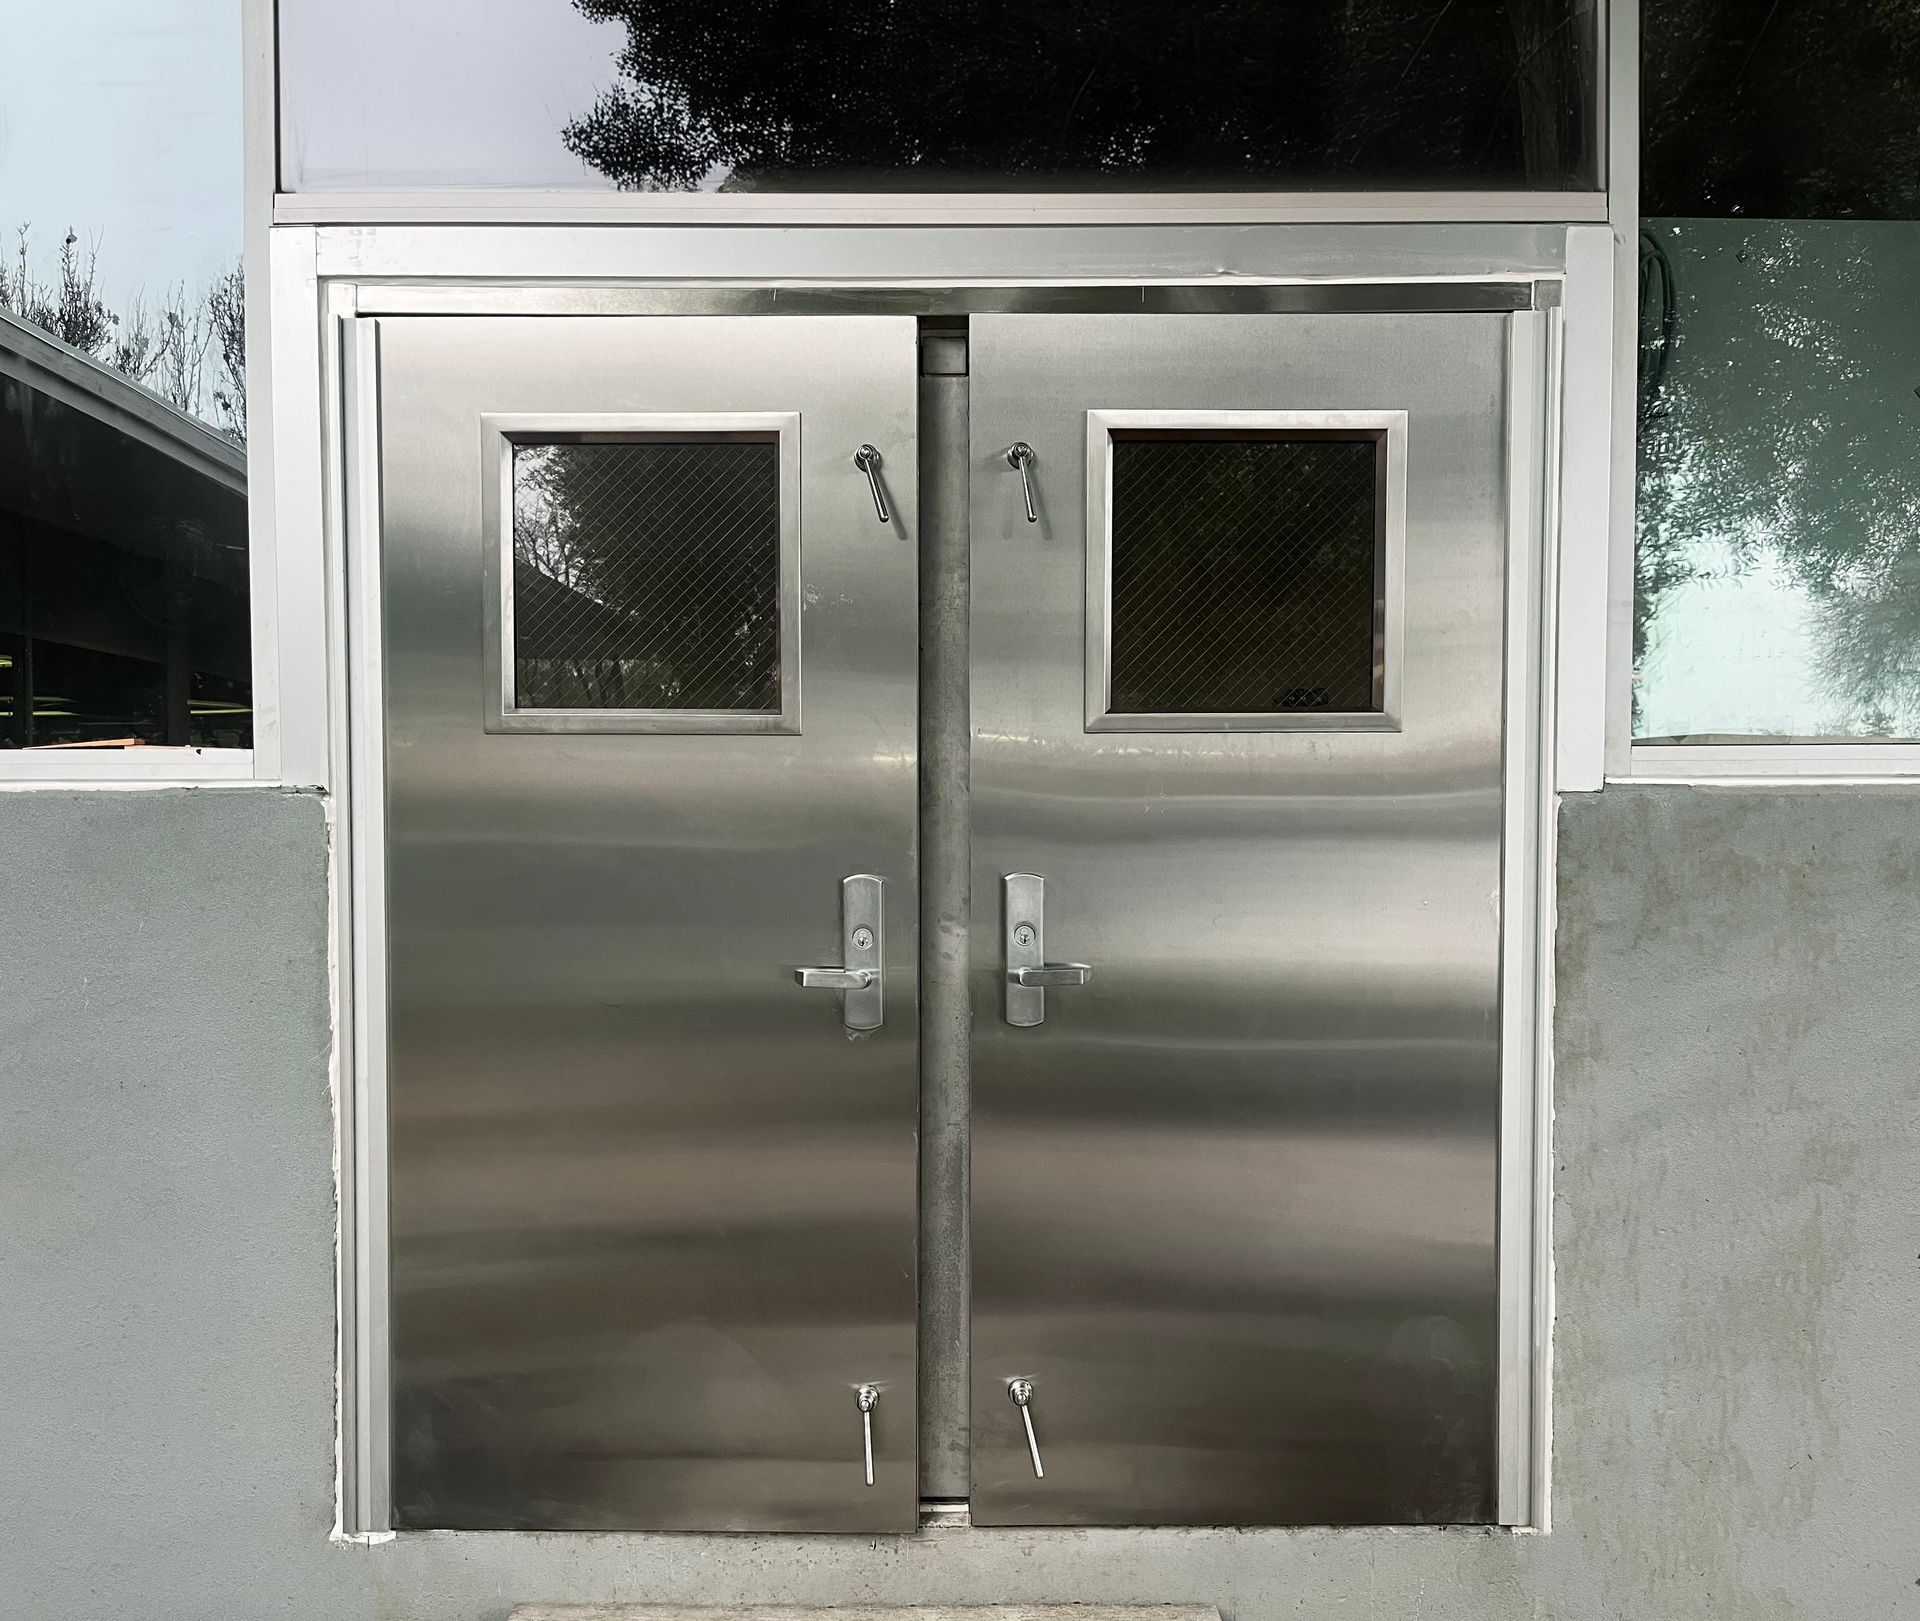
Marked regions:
[354,281,1538,319]
[377,315,920,1531]
[968,313,1509,1526]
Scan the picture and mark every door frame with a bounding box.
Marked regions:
[306,242,1586,1538]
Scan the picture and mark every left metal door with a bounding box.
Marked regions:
[368,314,920,1531]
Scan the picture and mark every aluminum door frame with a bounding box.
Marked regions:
[341,309,924,1534]
[326,279,1559,1534]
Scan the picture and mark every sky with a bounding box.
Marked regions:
[280,0,621,192]
[0,0,243,309]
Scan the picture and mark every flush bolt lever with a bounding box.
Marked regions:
[1006,441,1039,523]
[853,444,891,523]
[1009,1379,1045,1478]
[857,1384,879,1487]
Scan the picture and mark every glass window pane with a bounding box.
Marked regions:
[281,0,1601,195]
[1638,3,1920,742]
[512,438,781,713]
[0,0,250,751]
[1635,221,1920,741]
[1643,0,1920,220]
[1107,434,1384,718]
[0,372,250,749]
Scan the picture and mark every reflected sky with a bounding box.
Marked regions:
[1,0,239,305]
[280,0,621,192]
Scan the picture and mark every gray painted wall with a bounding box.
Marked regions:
[2,785,1914,1619]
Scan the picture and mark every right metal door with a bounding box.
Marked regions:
[969,312,1511,1526]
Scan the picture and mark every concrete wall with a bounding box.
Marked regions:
[2,785,1914,1619]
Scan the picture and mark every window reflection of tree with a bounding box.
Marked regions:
[560,1,1599,193]
[1637,222,1920,735]
[1639,2,1920,736]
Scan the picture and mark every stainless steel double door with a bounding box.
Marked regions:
[373,308,1509,1533]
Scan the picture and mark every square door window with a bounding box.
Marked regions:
[1087,414,1405,732]
[484,416,800,734]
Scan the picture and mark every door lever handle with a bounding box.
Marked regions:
[853,444,891,524]
[1008,964,1091,988]
[1003,872,1088,1026]
[796,967,877,991]
[1006,441,1038,523]
[794,874,885,1030]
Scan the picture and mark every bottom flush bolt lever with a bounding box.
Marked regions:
[1009,1378,1045,1479]
[857,1384,879,1487]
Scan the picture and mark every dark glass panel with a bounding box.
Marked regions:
[561,0,1601,193]
[512,438,781,712]
[1107,434,1383,716]
[1643,1,1920,219]
[0,365,251,750]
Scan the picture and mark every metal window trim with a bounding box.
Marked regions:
[1601,0,1641,785]
[0,748,259,785]
[480,410,803,736]
[276,192,1613,229]
[353,281,1539,319]
[1082,409,1408,735]
[310,223,1578,285]
[1619,743,1920,780]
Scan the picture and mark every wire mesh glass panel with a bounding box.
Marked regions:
[1107,433,1383,716]
[511,436,780,712]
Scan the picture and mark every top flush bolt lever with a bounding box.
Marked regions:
[853,444,891,523]
[1006,441,1038,523]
